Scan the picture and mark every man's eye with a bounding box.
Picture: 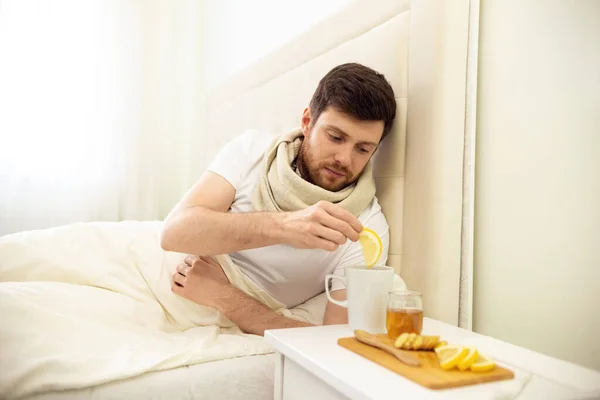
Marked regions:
[329,135,342,142]
[358,148,370,154]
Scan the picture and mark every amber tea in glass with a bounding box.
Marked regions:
[386,291,423,339]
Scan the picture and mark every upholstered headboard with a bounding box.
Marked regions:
[203,0,409,271]
[202,0,471,325]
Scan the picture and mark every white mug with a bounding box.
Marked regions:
[325,265,395,333]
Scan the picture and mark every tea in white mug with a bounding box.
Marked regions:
[325,265,394,333]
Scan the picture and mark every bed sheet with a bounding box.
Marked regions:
[25,354,275,400]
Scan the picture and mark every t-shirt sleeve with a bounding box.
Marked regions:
[329,202,390,292]
[206,130,260,189]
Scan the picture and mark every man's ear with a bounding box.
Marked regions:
[301,108,312,137]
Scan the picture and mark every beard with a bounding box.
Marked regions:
[296,139,357,192]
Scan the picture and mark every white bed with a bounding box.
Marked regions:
[2,0,470,398]
[26,355,276,400]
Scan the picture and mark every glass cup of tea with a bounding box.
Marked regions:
[386,291,424,339]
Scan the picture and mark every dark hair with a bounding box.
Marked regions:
[309,63,396,140]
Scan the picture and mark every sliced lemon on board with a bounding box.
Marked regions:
[469,353,496,373]
[359,228,382,267]
[434,344,468,371]
[457,346,479,371]
[435,340,448,349]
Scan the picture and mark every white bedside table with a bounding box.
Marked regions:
[264,318,600,400]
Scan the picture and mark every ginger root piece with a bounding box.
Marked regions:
[394,333,441,350]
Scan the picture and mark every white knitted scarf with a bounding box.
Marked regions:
[253,128,376,217]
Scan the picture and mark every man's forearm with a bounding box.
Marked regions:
[161,206,283,256]
[215,284,313,336]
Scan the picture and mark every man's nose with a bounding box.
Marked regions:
[333,144,353,167]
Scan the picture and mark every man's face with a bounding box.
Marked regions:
[298,107,384,192]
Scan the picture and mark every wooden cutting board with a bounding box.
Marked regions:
[338,334,514,390]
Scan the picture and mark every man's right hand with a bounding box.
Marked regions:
[278,201,363,251]
[162,172,365,256]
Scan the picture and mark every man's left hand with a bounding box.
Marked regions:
[171,255,230,310]
[172,255,314,335]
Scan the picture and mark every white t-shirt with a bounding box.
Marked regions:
[207,129,389,308]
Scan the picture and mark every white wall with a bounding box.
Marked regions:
[474,0,600,370]
[201,0,353,92]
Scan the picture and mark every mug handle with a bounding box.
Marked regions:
[325,274,348,308]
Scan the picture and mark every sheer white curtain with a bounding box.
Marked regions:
[0,0,205,236]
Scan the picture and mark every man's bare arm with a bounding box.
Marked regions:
[225,288,349,334]
[172,256,312,335]
[172,256,346,335]
[215,284,314,336]
[323,289,349,325]
[161,172,281,256]
[161,172,362,257]
[163,207,284,257]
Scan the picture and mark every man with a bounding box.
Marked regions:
[161,63,396,335]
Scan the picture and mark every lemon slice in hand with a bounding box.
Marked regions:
[469,353,496,373]
[457,346,479,371]
[434,344,468,371]
[358,228,382,267]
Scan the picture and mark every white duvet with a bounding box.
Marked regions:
[0,221,320,399]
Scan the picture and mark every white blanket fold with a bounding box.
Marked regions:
[0,221,407,399]
[0,222,278,399]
